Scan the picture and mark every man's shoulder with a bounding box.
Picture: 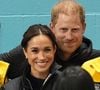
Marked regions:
[90,49,100,57]
[83,49,100,64]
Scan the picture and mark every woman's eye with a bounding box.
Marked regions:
[32,49,38,53]
[45,48,52,52]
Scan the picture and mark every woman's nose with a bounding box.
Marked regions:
[38,52,45,60]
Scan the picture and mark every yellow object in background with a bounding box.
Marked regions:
[0,61,9,87]
[82,57,100,83]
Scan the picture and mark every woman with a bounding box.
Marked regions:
[53,66,95,90]
[3,24,61,90]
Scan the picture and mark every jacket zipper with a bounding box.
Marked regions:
[42,73,52,86]
[24,78,33,90]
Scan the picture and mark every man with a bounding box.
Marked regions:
[0,0,100,79]
[50,0,100,70]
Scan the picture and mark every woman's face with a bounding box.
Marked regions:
[23,34,56,77]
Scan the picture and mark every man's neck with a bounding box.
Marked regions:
[63,52,71,61]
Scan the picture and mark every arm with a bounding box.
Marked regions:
[0,61,9,87]
[0,45,26,79]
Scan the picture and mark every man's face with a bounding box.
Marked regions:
[50,13,85,56]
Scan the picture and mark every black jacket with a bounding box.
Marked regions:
[0,37,100,78]
[55,37,100,70]
[3,63,61,90]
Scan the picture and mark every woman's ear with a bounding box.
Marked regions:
[23,48,28,59]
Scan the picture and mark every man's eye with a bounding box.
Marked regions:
[62,28,68,31]
[72,28,80,32]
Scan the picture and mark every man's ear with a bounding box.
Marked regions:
[82,22,86,34]
[49,23,53,29]
[49,22,54,34]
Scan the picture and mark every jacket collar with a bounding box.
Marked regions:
[56,37,93,65]
[21,62,62,90]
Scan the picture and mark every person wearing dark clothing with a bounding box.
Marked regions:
[3,63,60,90]
[0,37,100,79]
[55,37,100,70]
[52,66,95,90]
[0,0,100,85]
[1,24,61,90]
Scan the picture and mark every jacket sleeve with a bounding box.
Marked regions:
[0,45,26,79]
[0,61,9,87]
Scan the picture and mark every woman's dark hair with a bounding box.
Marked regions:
[21,24,57,49]
[53,66,95,90]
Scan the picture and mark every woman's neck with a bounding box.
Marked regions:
[31,68,49,79]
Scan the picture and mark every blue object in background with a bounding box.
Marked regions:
[0,0,100,53]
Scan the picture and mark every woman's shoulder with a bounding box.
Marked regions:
[4,76,22,90]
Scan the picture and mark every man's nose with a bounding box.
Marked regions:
[65,30,73,40]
